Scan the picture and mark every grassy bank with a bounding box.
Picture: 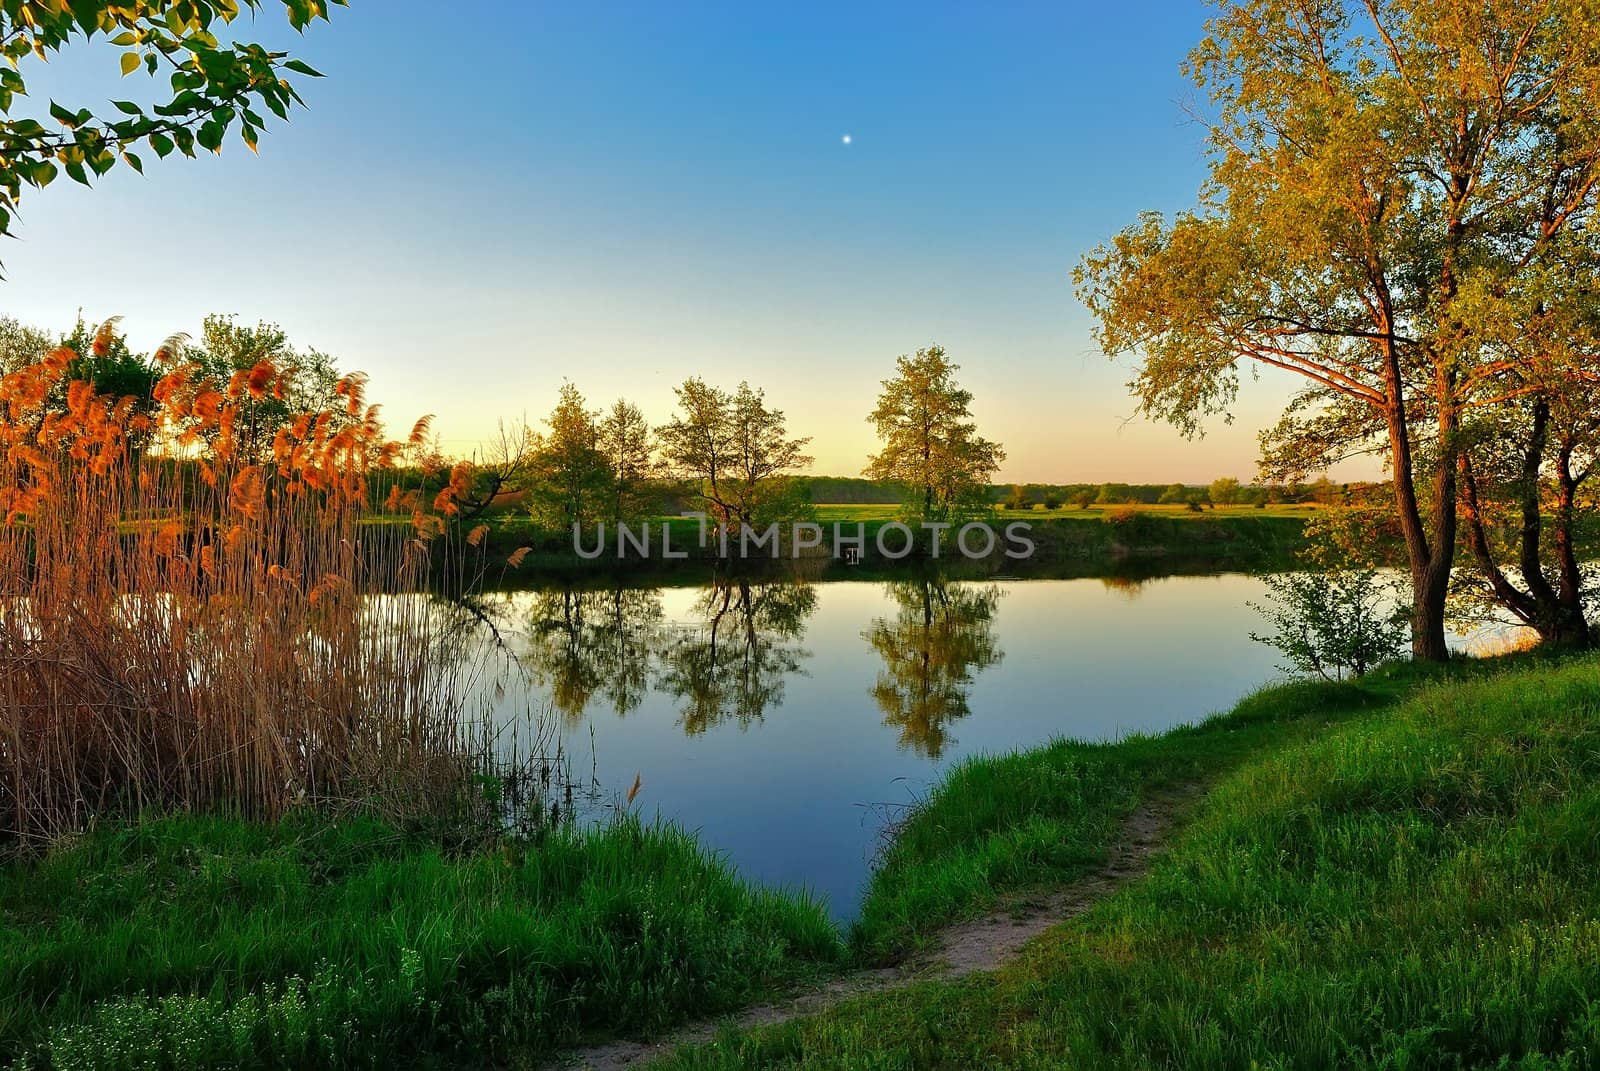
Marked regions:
[447,505,1317,581]
[656,653,1600,1069]
[0,816,841,1070]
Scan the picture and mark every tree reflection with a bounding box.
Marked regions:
[656,576,817,734]
[524,587,664,721]
[864,578,1003,757]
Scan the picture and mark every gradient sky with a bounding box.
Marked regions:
[0,1,1361,483]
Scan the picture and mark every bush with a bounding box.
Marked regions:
[1249,569,1409,680]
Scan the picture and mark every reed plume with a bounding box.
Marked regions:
[0,342,502,845]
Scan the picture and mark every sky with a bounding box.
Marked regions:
[0,0,1360,484]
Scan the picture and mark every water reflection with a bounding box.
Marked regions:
[524,589,665,721]
[658,578,817,734]
[863,579,1004,757]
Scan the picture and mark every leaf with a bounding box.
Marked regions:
[30,161,57,187]
[283,59,324,77]
[196,121,223,153]
[113,100,142,115]
[148,132,174,157]
[120,51,141,76]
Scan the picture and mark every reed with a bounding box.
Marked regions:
[0,325,510,845]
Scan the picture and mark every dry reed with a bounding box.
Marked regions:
[0,328,506,845]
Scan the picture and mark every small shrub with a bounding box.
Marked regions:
[1250,569,1409,680]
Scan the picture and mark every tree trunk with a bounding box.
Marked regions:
[1381,354,1452,662]
[1551,440,1593,649]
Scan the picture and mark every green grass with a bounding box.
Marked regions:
[811,502,1328,523]
[0,815,842,1070]
[849,666,1429,963]
[653,653,1600,1069]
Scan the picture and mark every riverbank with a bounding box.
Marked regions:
[0,818,842,1069]
[5,650,1592,1068]
[452,506,1318,583]
[652,651,1600,1069]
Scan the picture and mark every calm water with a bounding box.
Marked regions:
[455,573,1507,919]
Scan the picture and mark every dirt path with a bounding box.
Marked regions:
[557,785,1198,1071]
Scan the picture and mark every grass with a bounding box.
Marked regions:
[0,814,842,1070]
[453,503,1319,580]
[811,502,1329,522]
[651,651,1600,1069]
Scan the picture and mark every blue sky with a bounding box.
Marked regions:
[0,0,1337,483]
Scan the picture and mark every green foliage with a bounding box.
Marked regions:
[1249,568,1409,681]
[0,1,341,252]
[0,317,52,376]
[658,378,813,531]
[527,383,609,531]
[597,398,656,527]
[864,346,1003,523]
[1208,476,1240,506]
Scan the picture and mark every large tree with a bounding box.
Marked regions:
[657,378,812,532]
[864,345,1004,523]
[1,1,341,249]
[1075,0,1600,661]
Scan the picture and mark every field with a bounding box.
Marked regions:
[811,502,1331,523]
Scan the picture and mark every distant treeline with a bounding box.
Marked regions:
[803,476,1391,508]
[365,471,1390,516]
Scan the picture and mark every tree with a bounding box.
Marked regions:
[1004,483,1031,510]
[1448,234,1600,649]
[597,398,655,527]
[453,420,538,524]
[1070,488,1095,510]
[1158,483,1188,505]
[183,315,349,463]
[0,1,341,251]
[1075,0,1600,661]
[864,345,1004,523]
[1209,477,1241,507]
[527,383,607,532]
[0,316,52,375]
[658,378,812,531]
